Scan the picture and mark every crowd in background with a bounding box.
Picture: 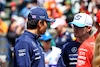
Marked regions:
[0,0,100,67]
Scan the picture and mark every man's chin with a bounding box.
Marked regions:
[75,35,78,38]
[41,32,45,35]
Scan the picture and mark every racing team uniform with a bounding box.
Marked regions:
[43,46,61,67]
[14,31,45,67]
[54,31,73,49]
[61,41,81,67]
[77,31,98,67]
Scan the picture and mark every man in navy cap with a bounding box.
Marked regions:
[14,7,55,67]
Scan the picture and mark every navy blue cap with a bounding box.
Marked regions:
[28,7,55,22]
[40,31,52,41]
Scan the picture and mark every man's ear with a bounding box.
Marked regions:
[87,26,92,32]
[95,22,99,29]
[38,20,42,27]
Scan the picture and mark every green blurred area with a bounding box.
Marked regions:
[1,0,19,26]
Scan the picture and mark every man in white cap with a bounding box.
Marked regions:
[60,13,93,67]
[50,18,74,49]
[77,9,100,67]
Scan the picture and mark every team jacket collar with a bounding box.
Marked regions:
[93,31,99,40]
[57,31,67,36]
[24,30,38,39]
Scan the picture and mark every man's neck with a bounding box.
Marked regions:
[27,29,38,35]
[77,34,90,44]
[44,47,51,52]
[60,27,66,34]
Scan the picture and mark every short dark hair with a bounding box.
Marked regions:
[27,13,46,29]
[30,0,37,3]
[96,22,99,27]
[27,13,39,29]
[27,19,39,29]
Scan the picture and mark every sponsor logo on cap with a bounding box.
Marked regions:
[32,15,36,19]
[40,16,45,19]
[74,15,82,20]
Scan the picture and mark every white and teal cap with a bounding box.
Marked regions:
[68,13,93,27]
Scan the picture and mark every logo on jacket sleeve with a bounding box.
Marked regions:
[18,49,26,56]
[32,41,36,47]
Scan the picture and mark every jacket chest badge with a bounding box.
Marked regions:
[71,47,77,53]
[32,41,36,47]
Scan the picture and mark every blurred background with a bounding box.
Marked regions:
[0,0,99,67]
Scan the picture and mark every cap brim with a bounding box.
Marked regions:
[50,23,58,28]
[68,21,86,27]
[46,18,55,22]
[43,37,51,41]
[40,37,51,41]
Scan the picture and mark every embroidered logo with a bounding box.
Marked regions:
[40,16,45,19]
[71,47,77,53]
[74,15,82,20]
[32,15,36,19]
[32,42,36,47]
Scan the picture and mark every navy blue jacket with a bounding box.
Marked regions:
[61,41,81,67]
[54,31,73,49]
[14,31,45,67]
